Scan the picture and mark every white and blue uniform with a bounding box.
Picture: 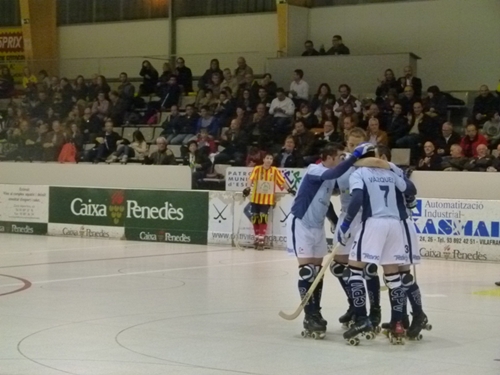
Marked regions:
[347,167,414,265]
[332,163,363,256]
[389,163,421,265]
[287,157,358,258]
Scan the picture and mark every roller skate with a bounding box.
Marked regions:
[343,316,376,346]
[388,321,406,345]
[382,314,409,337]
[256,236,264,251]
[406,312,432,341]
[317,309,328,327]
[369,306,382,334]
[339,307,355,329]
[301,313,327,340]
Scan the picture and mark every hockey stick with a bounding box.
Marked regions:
[234,194,248,251]
[278,245,339,321]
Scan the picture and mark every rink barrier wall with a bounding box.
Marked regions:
[1,184,500,263]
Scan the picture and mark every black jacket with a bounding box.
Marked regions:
[198,68,223,90]
[417,154,442,171]
[175,66,193,93]
[321,44,350,55]
[274,148,304,168]
[183,150,212,172]
[376,79,400,99]
[140,67,159,92]
[434,132,461,156]
[464,156,495,172]
[302,49,320,56]
[473,93,499,120]
[441,156,469,171]
[398,76,423,97]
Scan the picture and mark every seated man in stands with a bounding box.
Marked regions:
[435,122,461,157]
[183,140,212,189]
[80,107,103,143]
[6,120,37,161]
[238,73,260,101]
[117,72,135,109]
[289,69,310,106]
[397,66,422,97]
[161,104,184,142]
[460,123,488,158]
[399,86,419,116]
[320,35,350,55]
[472,85,499,125]
[86,120,122,163]
[157,75,181,110]
[214,90,235,129]
[386,102,407,146]
[302,40,320,56]
[366,117,388,146]
[274,136,304,168]
[416,141,442,171]
[234,57,253,85]
[0,66,15,98]
[108,90,127,126]
[269,88,295,143]
[464,144,494,172]
[221,68,239,99]
[256,87,272,110]
[260,73,277,98]
[441,144,468,171]
[41,120,65,162]
[333,84,361,117]
[214,119,248,166]
[194,106,219,138]
[144,136,177,165]
[360,102,384,130]
[291,119,315,162]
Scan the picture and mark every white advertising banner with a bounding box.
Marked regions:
[225,167,306,192]
[413,198,500,262]
[207,191,235,245]
[0,184,49,223]
[47,223,124,240]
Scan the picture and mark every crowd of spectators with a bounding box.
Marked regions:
[1,40,500,188]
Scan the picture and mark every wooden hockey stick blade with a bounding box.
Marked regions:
[278,246,338,321]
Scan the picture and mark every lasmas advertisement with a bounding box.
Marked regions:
[413,198,497,262]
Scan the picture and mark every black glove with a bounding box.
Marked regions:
[287,188,296,196]
[405,195,417,209]
[242,187,251,198]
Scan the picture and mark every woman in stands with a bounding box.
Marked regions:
[73,75,89,103]
[89,75,110,101]
[139,60,159,96]
[296,102,319,130]
[311,83,335,116]
[199,59,223,91]
[107,130,148,164]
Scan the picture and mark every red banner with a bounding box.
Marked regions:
[0,30,24,54]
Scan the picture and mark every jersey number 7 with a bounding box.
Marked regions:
[379,185,389,207]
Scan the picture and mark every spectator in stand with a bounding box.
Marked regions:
[310,120,342,163]
[65,123,84,159]
[139,60,159,96]
[234,57,253,85]
[311,83,335,116]
[400,86,419,115]
[80,107,102,143]
[145,136,177,165]
[184,140,212,188]
[416,141,442,171]
[237,89,257,113]
[366,117,388,146]
[472,85,499,125]
[302,40,320,56]
[194,106,219,138]
[157,75,181,110]
[198,88,218,112]
[424,85,448,124]
[107,129,149,164]
[376,69,399,101]
[381,90,399,116]
[214,90,235,128]
[215,119,248,166]
[292,119,315,159]
[38,70,51,91]
[296,102,319,129]
[88,75,110,101]
[221,68,239,99]
[320,104,336,123]
[248,103,273,149]
[0,107,17,138]
[174,57,193,93]
[198,59,223,91]
[6,120,37,161]
[161,104,182,141]
[260,73,277,98]
[338,102,359,130]
[256,87,272,110]
[233,106,252,131]
[435,122,461,157]
[483,113,500,148]
[441,144,468,171]
[238,73,260,100]
[206,73,223,99]
[73,75,88,104]
[464,144,494,172]
[91,92,110,120]
[169,104,199,145]
[22,67,37,91]
[87,120,122,163]
[41,120,65,161]
[193,128,217,155]
[159,62,173,85]
[246,146,266,167]
[460,123,488,158]
[59,78,74,113]
[398,66,422,97]
[360,102,383,130]
[269,88,295,143]
[30,91,52,120]
[275,136,304,168]
[320,35,350,55]
[108,90,127,126]
[341,115,357,140]
[0,67,14,98]
[333,84,361,117]
[289,69,310,106]
[117,72,135,109]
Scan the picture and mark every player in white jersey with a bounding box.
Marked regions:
[376,145,431,340]
[329,128,383,329]
[286,142,376,338]
[338,147,417,345]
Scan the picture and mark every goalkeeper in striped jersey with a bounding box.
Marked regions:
[243,153,296,250]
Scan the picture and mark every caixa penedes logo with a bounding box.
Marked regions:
[139,230,191,243]
[419,245,487,261]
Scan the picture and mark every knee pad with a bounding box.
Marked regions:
[384,273,402,290]
[260,213,268,225]
[251,214,260,224]
[330,262,345,278]
[364,263,378,279]
[401,271,414,288]
[298,264,316,283]
[342,266,363,283]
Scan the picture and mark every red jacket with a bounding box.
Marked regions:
[460,133,488,158]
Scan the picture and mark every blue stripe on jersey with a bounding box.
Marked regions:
[402,219,413,264]
[396,189,409,220]
[361,184,372,222]
[292,216,298,257]
[291,173,323,219]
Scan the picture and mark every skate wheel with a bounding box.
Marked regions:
[365,332,375,341]
[417,334,423,341]
[301,330,308,338]
[347,321,355,328]
[348,338,360,346]
[312,332,325,340]
[425,324,433,331]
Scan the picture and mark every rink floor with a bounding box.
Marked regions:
[0,234,499,375]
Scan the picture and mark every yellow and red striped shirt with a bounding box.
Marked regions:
[249,166,285,205]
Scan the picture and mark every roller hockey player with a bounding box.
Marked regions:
[330,128,382,331]
[338,147,417,345]
[286,142,380,339]
[243,154,294,250]
[376,146,432,340]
